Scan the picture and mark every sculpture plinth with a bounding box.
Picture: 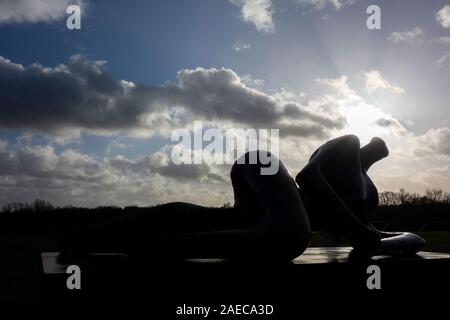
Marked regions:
[41,246,450,303]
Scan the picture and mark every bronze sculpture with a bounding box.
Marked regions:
[61,151,311,261]
[296,135,425,255]
[60,135,425,260]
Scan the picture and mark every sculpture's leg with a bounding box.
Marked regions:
[153,151,310,260]
[59,203,244,255]
[61,151,311,261]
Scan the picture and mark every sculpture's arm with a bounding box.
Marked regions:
[296,164,380,248]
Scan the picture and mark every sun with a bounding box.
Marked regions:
[339,102,390,144]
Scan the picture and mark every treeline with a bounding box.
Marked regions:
[0,189,449,236]
[372,189,450,231]
[378,189,450,206]
[2,189,449,214]
[0,200,142,237]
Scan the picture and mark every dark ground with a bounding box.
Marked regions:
[1,194,449,302]
[1,231,450,301]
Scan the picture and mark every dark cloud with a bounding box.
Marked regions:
[0,55,148,133]
[283,103,345,130]
[0,55,343,138]
[278,123,328,138]
[373,117,407,135]
[374,118,397,128]
[109,153,220,181]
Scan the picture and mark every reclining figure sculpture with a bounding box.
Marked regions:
[60,135,426,261]
[296,135,425,255]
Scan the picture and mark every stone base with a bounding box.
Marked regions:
[40,246,450,305]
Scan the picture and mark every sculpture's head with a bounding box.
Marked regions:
[360,137,389,170]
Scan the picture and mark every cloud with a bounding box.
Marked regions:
[240,74,264,88]
[109,151,222,182]
[0,0,85,24]
[364,70,405,94]
[410,127,450,158]
[436,5,450,28]
[374,162,450,195]
[313,74,412,142]
[295,0,356,11]
[373,118,399,128]
[2,63,449,206]
[435,51,450,66]
[430,36,450,45]
[229,0,274,33]
[417,165,450,192]
[232,41,251,52]
[0,55,344,139]
[0,144,107,182]
[0,142,228,207]
[388,27,424,44]
[105,140,133,155]
[373,117,407,136]
[316,75,359,100]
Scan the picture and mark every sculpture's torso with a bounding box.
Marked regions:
[318,151,378,225]
[300,136,379,228]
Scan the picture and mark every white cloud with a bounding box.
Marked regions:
[232,41,251,52]
[371,127,450,193]
[436,5,450,28]
[105,140,133,155]
[410,127,450,158]
[312,73,413,143]
[0,0,85,24]
[417,165,450,192]
[364,70,405,94]
[388,27,424,44]
[229,0,275,33]
[370,127,450,194]
[0,142,229,207]
[295,0,356,11]
[202,117,450,203]
[240,74,264,88]
[316,75,359,100]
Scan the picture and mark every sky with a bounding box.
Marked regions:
[0,0,449,207]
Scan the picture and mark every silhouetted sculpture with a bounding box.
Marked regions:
[60,151,311,261]
[60,135,425,261]
[296,135,426,254]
